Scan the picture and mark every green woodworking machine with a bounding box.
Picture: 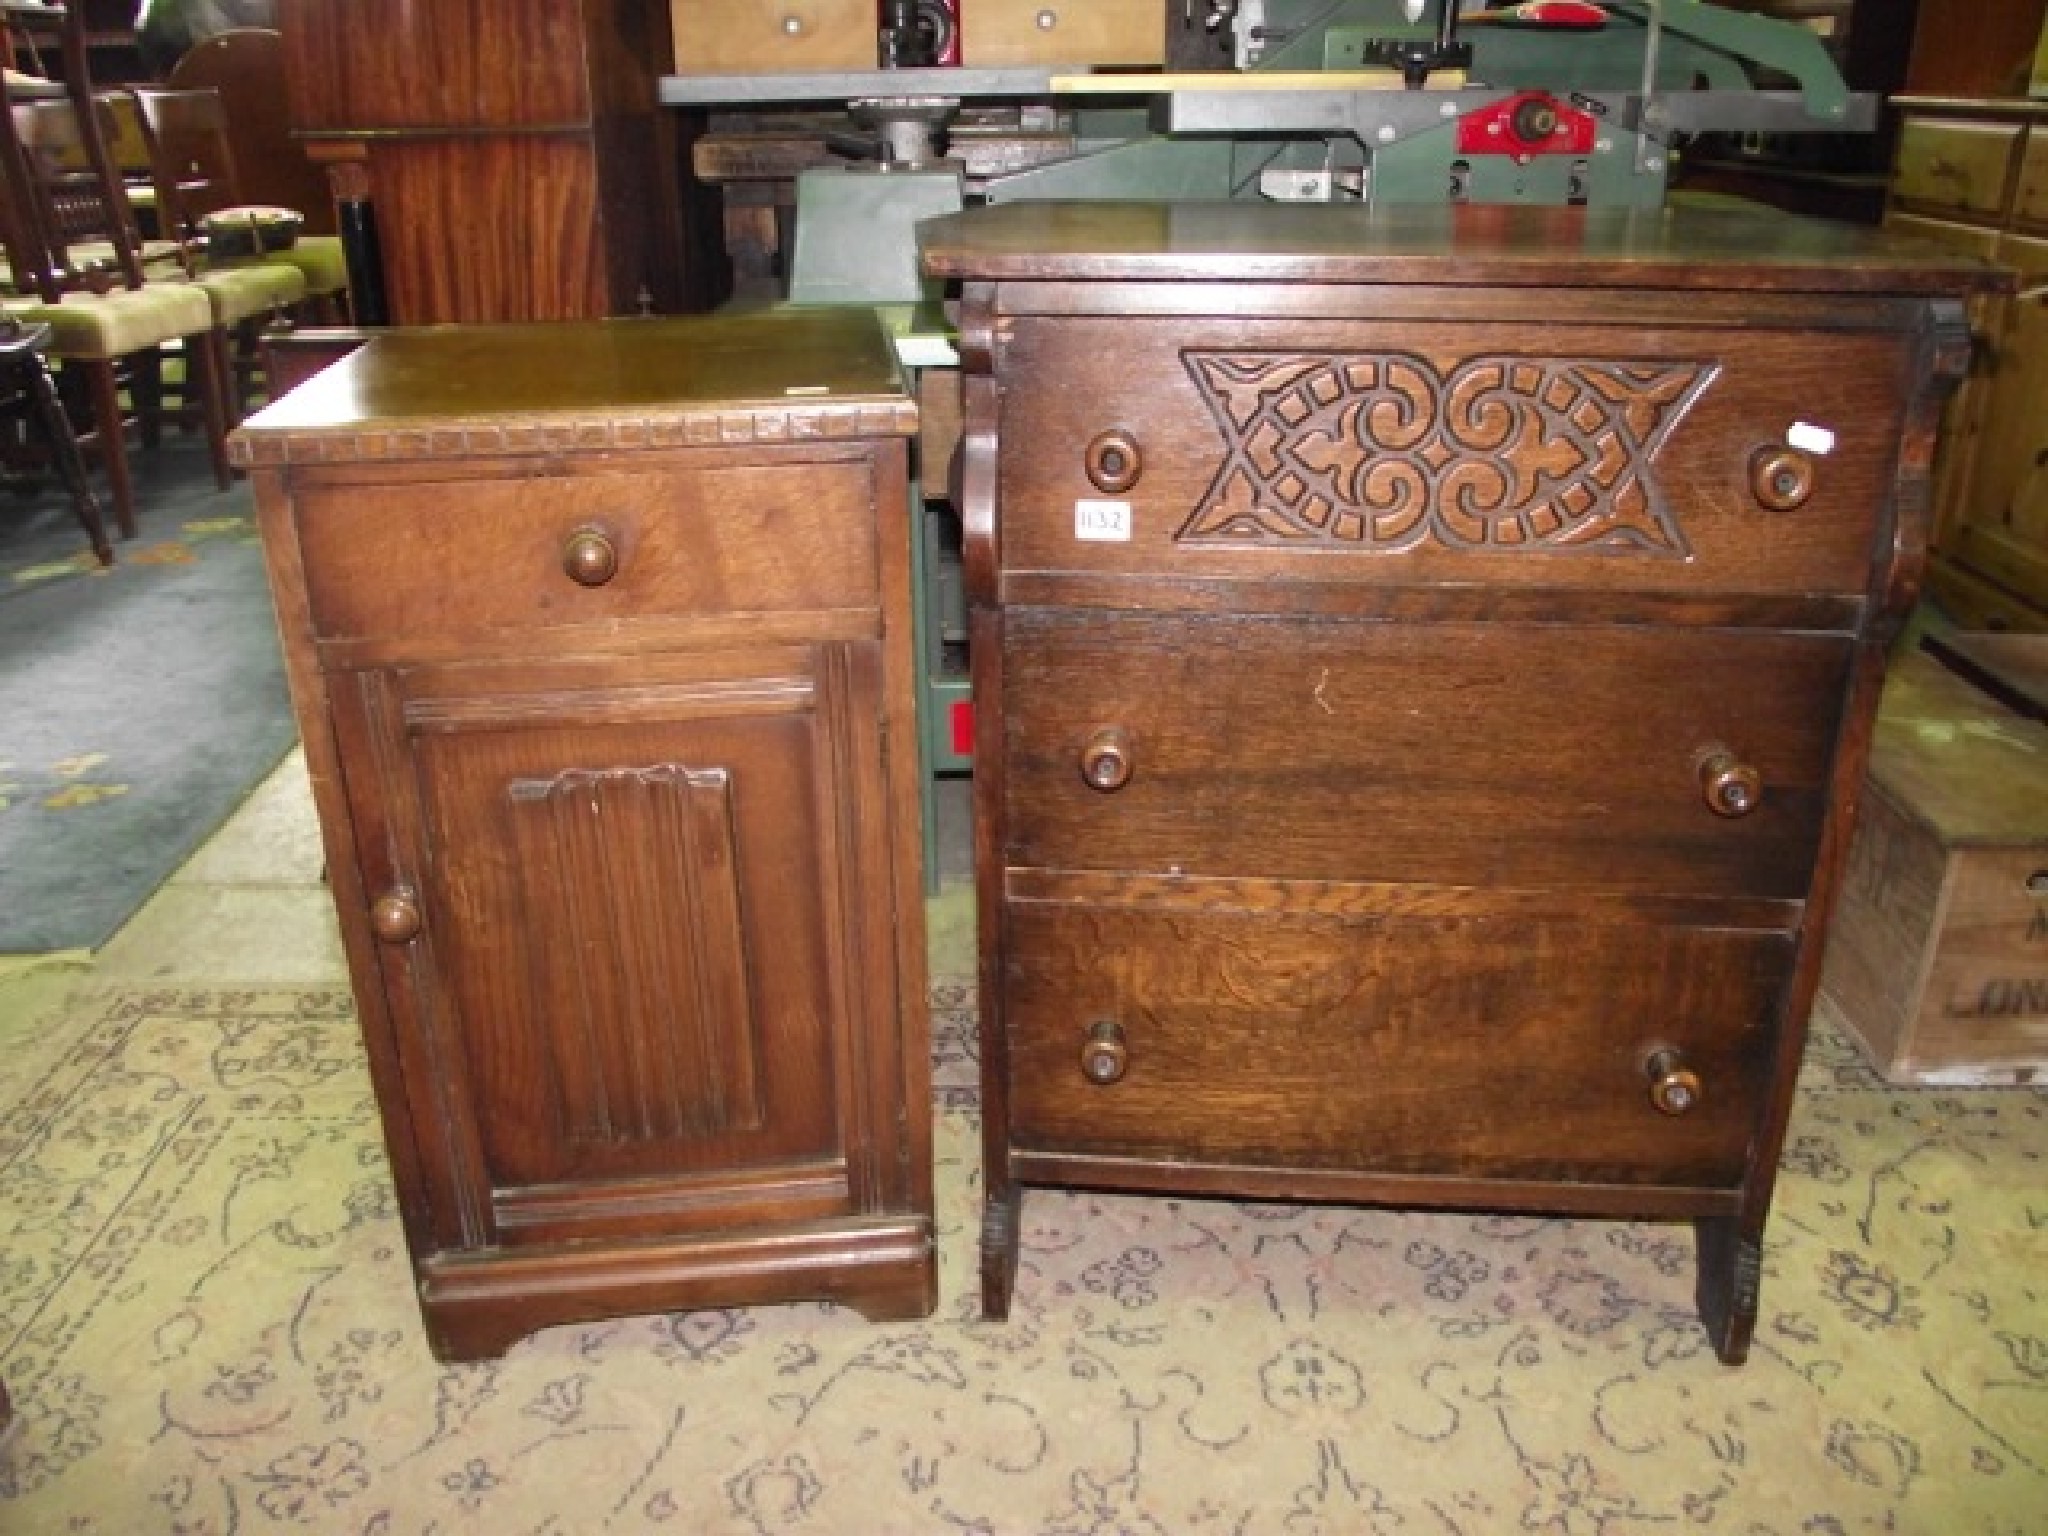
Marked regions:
[666,0,1872,220]
[660,0,1879,882]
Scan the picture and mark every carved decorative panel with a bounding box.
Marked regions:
[1180,351,1715,555]
[508,764,763,1145]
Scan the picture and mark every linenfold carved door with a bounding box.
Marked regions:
[330,642,882,1255]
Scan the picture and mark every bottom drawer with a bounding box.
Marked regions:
[1004,901,1789,1188]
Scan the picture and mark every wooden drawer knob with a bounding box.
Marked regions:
[1081,1019,1128,1085]
[1080,726,1134,792]
[1748,446,1815,512]
[563,527,618,587]
[1645,1047,1703,1116]
[1084,429,1142,494]
[371,888,422,944]
[1697,746,1761,818]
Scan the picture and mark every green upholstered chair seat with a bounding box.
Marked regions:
[253,234,347,295]
[10,283,215,359]
[188,260,306,324]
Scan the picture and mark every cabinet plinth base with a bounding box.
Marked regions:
[419,1217,937,1363]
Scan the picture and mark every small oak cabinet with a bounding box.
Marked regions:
[922,201,1996,1365]
[234,312,935,1360]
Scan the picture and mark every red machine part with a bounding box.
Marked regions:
[1454,90,1598,159]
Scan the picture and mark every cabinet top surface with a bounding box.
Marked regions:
[230,309,915,466]
[917,201,2007,295]
[1872,653,2048,845]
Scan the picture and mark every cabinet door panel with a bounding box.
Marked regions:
[336,648,876,1246]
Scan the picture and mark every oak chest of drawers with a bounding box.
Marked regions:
[232,312,935,1360]
[921,201,1995,1364]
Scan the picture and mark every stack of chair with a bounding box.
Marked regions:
[0,0,255,543]
[110,87,311,416]
[164,25,350,322]
[129,82,348,327]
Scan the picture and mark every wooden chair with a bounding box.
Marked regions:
[111,88,308,413]
[165,28,332,235]
[0,92,231,538]
[0,311,113,563]
[124,87,338,331]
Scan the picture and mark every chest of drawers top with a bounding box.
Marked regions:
[919,200,2000,296]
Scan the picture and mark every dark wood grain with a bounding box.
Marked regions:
[1001,610,1848,899]
[1003,901,1787,1186]
[920,201,2014,295]
[366,138,610,323]
[293,459,879,645]
[947,202,1999,1363]
[991,315,1907,603]
[283,0,595,131]
[237,311,934,1360]
[278,0,686,319]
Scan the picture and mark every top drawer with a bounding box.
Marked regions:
[1893,118,2022,220]
[994,314,1909,602]
[294,454,880,654]
[670,0,876,73]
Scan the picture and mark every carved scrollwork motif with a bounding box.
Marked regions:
[1180,351,1716,555]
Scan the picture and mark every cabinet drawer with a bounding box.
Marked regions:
[995,316,1904,599]
[1003,609,1848,899]
[960,0,1162,67]
[1004,902,1782,1187]
[295,457,878,650]
[1893,118,2021,219]
[670,0,877,73]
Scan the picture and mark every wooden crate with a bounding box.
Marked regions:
[1819,643,2048,1085]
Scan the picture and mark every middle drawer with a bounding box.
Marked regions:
[1003,609,1849,900]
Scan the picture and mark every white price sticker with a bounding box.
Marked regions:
[1787,421,1836,456]
[1075,499,1133,542]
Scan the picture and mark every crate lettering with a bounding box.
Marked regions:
[1947,976,2048,1019]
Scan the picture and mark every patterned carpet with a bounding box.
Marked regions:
[1,979,2044,1534]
